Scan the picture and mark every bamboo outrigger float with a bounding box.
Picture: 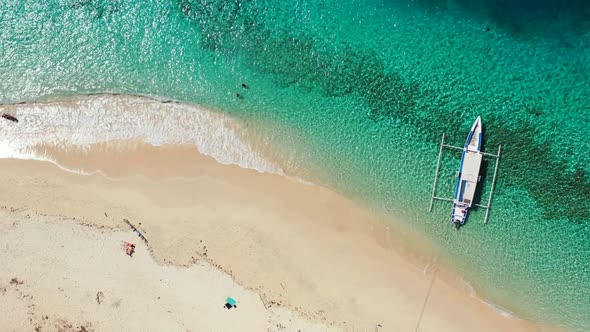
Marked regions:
[429,116,501,227]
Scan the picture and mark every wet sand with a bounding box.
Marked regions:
[0,148,552,332]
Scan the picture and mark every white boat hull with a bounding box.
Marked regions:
[452,117,483,225]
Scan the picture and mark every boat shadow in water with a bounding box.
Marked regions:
[463,122,491,227]
[411,0,590,41]
[454,158,489,230]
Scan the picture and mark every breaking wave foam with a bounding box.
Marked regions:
[0,94,284,175]
[461,278,518,320]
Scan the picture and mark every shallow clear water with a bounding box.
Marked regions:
[1,0,589,329]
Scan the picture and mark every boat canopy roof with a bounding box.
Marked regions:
[461,151,482,182]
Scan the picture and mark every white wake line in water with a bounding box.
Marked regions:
[0,94,285,176]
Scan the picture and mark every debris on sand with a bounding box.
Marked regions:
[122,219,149,245]
[2,113,18,123]
[10,277,23,285]
[96,291,104,304]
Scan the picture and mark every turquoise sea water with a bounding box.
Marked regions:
[1,0,589,329]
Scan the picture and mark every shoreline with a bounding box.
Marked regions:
[0,153,553,331]
[0,94,285,175]
[0,94,559,331]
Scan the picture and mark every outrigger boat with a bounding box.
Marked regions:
[428,116,502,227]
[451,116,483,227]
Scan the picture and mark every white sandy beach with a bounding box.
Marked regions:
[0,211,336,332]
[0,96,560,331]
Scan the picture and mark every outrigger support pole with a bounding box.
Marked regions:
[441,144,463,151]
[473,144,502,223]
[429,133,445,212]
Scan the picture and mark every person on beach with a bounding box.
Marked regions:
[127,243,136,257]
[224,297,237,309]
[123,242,136,257]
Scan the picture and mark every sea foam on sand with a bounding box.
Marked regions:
[0,94,284,175]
